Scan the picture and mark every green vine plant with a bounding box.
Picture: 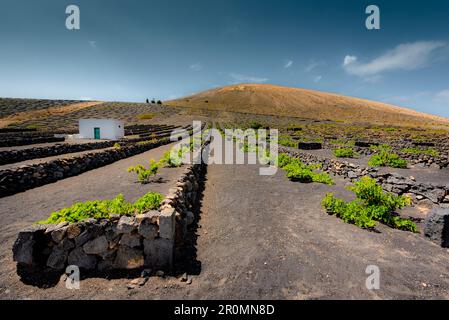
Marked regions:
[277,153,333,185]
[333,148,358,158]
[322,176,416,232]
[38,192,163,224]
[128,136,205,184]
[127,160,160,184]
[368,150,407,168]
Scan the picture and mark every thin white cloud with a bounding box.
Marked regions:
[434,90,449,105]
[343,41,446,77]
[284,60,293,68]
[305,60,320,72]
[189,63,203,71]
[229,73,269,83]
[313,75,322,83]
[88,40,97,49]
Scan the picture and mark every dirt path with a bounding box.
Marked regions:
[0,142,182,298]
[183,164,449,299]
[2,160,448,299]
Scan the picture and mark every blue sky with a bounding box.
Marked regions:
[1,0,449,117]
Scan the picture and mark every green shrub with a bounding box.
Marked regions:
[128,160,159,184]
[39,192,163,224]
[279,135,297,148]
[133,192,164,213]
[249,121,263,130]
[322,193,376,229]
[401,147,439,157]
[322,176,416,232]
[277,153,293,168]
[370,144,391,152]
[368,150,407,168]
[159,146,190,168]
[25,124,44,130]
[137,137,158,145]
[311,172,334,185]
[137,113,156,120]
[277,153,333,185]
[329,139,355,147]
[333,148,357,158]
[284,164,314,183]
[113,142,121,149]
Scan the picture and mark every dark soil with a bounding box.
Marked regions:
[1,160,448,299]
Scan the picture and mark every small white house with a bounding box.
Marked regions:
[78,119,124,140]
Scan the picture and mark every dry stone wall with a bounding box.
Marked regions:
[279,146,449,207]
[0,138,171,198]
[12,162,206,277]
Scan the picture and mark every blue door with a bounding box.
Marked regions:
[94,127,101,139]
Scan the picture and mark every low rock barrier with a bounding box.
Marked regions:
[12,162,206,279]
[0,138,171,198]
[0,136,65,148]
[0,141,116,166]
[323,141,449,169]
[0,126,189,166]
[279,146,449,206]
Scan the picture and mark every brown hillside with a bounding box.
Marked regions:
[0,101,103,128]
[166,84,449,127]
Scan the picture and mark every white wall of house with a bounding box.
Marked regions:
[78,119,124,140]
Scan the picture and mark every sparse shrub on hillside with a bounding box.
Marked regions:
[157,100,162,105]
[287,124,303,132]
[138,113,156,120]
[368,150,407,168]
[249,121,263,130]
[279,135,297,148]
[25,124,44,130]
[401,147,439,157]
[299,136,323,143]
[113,143,121,149]
[370,144,391,152]
[333,148,357,158]
[38,192,163,224]
[329,139,355,147]
[322,176,416,232]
